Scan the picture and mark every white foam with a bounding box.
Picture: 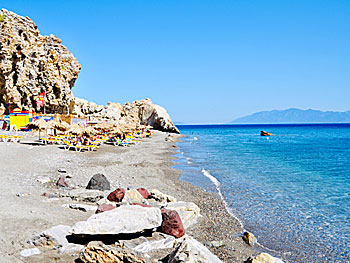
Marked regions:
[201,169,244,228]
[200,168,279,253]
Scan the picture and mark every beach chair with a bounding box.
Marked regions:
[11,136,23,143]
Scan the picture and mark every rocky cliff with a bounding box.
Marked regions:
[73,98,180,133]
[0,9,81,115]
[0,9,179,133]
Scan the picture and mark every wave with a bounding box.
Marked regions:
[201,168,244,228]
[200,168,279,254]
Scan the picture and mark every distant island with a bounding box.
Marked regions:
[230,108,350,124]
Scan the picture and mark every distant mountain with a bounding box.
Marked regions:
[230,108,350,124]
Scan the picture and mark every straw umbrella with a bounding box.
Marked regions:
[83,126,98,136]
[56,120,70,132]
[26,118,48,146]
[66,123,85,137]
[94,122,113,130]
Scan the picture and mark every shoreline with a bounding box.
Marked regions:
[173,135,286,260]
[0,130,259,262]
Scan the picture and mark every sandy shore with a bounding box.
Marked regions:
[0,131,257,262]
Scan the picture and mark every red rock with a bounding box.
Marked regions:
[95,203,115,214]
[56,176,68,187]
[130,203,152,208]
[160,208,185,238]
[137,188,151,199]
[107,188,125,202]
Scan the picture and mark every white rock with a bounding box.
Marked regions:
[37,176,51,184]
[122,233,175,253]
[20,248,41,257]
[249,253,285,263]
[59,243,85,255]
[71,205,162,235]
[28,225,71,248]
[166,201,201,229]
[123,189,149,205]
[150,189,177,203]
[167,236,222,263]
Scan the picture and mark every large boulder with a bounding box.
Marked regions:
[0,9,81,114]
[80,243,146,263]
[121,232,175,253]
[86,174,111,191]
[123,189,149,205]
[167,236,222,263]
[27,225,71,249]
[107,188,125,202]
[166,201,201,229]
[71,205,162,235]
[160,208,185,238]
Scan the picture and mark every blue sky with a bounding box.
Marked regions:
[2,0,349,123]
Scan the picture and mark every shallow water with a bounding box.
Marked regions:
[173,124,350,262]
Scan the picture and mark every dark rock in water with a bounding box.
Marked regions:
[242,231,257,246]
[57,176,68,187]
[107,188,125,202]
[137,188,151,199]
[260,130,273,136]
[96,203,115,214]
[160,208,185,238]
[130,203,152,208]
[86,174,111,191]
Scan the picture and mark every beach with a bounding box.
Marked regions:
[0,131,257,262]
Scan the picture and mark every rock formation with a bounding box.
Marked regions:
[0,9,179,133]
[0,9,81,115]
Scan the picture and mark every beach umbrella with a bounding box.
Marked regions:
[57,120,70,131]
[83,126,98,135]
[66,123,85,136]
[94,122,113,130]
[26,118,48,146]
[109,127,122,135]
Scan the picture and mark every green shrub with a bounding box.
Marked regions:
[0,14,6,23]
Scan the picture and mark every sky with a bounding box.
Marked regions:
[2,0,350,123]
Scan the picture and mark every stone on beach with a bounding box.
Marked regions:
[160,208,185,238]
[150,189,177,203]
[107,188,125,202]
[27,225,71,248]
[137,188,151,199]
[167,236,222,263]
[61,189,106,203]
[96,203,116,214]
[59,243,84,255]
[121,232,175,253]
[20,248,41,257]
[124,189,149,205]
[86,173,111,191]
[71,205,162,235]
[246,253,285,263]
[166,201,201,229]
[79,243,146,263]
[242,231,257,246]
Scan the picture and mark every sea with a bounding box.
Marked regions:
[173,124,350,263]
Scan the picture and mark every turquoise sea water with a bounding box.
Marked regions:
[173,124,350,263]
